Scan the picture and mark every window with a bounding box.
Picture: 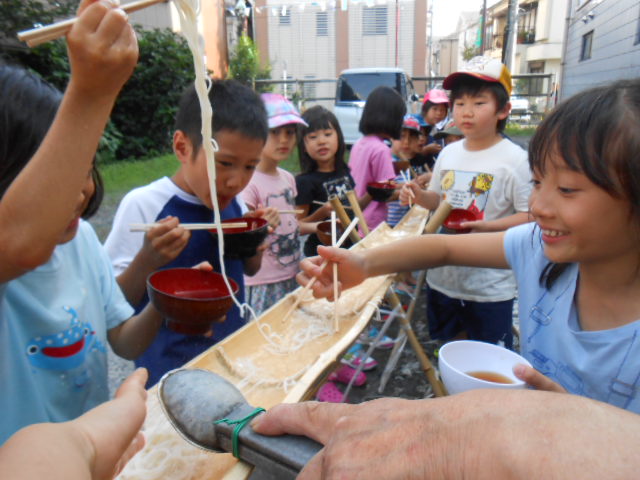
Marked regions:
[316,11,328,36]
[580,30,593,61]
[279,7,291,25]
[363,6,387,36]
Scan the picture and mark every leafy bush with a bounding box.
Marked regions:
[111,26,195,160]
[2,2,195,161]
[228,35,271,92]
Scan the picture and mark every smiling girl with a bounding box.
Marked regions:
[298,78,640,412]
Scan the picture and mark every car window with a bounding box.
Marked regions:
[337,72,404,102]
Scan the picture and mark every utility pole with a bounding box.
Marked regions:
[502,0,518,71]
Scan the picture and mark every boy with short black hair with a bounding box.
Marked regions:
[403,58,531,349]
[105,79,270,386]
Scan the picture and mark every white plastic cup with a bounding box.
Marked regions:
[438,340,532,395]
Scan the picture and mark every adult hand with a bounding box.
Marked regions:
[252,389,640,479]
[67,0,138,99]
[296,246,367,300]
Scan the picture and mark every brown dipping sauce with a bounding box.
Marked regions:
[466,371,514,384]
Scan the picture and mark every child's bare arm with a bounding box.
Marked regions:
[107,304,163,360]
[116,217,190,305]
[0,0,137,283]
[461,211,531,233]
[299,232,509,300]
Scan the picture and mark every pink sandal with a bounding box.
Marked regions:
[328,365,367,387]
[316,381,345,403]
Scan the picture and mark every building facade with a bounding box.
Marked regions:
[560,0,640,98]
[128,0,230,77]
[253,0,428,106]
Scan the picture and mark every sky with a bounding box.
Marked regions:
[431,0,499,37]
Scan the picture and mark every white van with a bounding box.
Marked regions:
[334,67,419,145]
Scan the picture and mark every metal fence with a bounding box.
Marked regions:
[255,73,556,126]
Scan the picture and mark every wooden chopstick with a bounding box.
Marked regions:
[312,200,353,210]
[17,0,167,47]
[278,209,304,215]
[129,222,247,232]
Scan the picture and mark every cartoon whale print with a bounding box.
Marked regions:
[26,306,105,372]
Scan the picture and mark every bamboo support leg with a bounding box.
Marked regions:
[329,195,361,244]
[345,190,370,236]
[385,290,447,397]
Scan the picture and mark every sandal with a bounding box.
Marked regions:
[328,365,367,386]
[341,344,378,371]
[316,381,345,403]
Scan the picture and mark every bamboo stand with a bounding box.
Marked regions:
[329,194,360,244]
[340,193,452,397]
[345,190,370,236]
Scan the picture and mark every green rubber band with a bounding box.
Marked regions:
[214,407,266,458]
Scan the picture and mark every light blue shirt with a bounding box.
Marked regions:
[505,223,640,412]
[0,221,133,443]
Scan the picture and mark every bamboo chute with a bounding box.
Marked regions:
[117,205,432,480]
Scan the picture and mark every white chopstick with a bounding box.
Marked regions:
[129,222,247,232]
[18,0,166,47]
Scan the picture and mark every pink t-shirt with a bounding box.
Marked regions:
[348,135,396,230]
[240,168,300,286]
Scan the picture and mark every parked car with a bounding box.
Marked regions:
[510,95,530,114]
[334,68,420,145]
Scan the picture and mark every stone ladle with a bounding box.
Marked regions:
[158,368,323,480]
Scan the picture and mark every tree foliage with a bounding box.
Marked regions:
[227,35,271,92]
[1,1,195,161]
[111,26,195,160]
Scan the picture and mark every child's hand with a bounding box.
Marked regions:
[250,205,280,230]
[513,364,567,394]
[191,261,213,272]
[415,172,431,188]
[422,142,442,155]
[67,0,138,99]
[141,216,190,269]
[399,182,421,206]
[459,219,490,233]
[297,246,367,301]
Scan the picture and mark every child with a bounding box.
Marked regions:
[433,120,464,146]
[295,106,355,258]
[419,88,450,167]
[401,59,531,349]
[386,115,430,228]
[241,94,312,314]
[0,1,161,444]
[348,86,406,231]
[298,77,640,413]
[104,79,269,386]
